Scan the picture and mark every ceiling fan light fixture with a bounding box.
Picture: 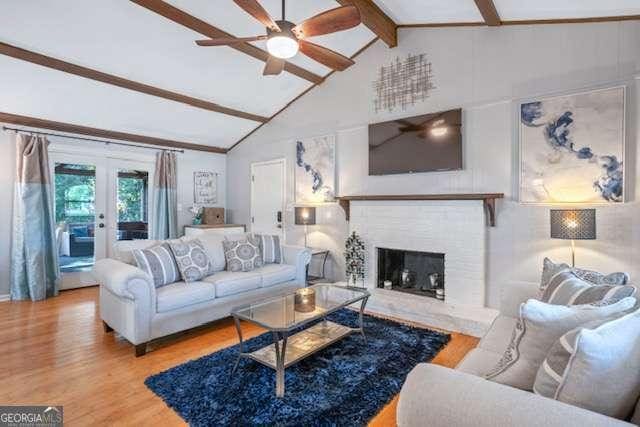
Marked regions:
[267,34,299,59]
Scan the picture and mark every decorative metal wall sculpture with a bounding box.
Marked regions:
[373,53,435,113]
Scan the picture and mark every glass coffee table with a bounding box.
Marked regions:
[230,284,370,397]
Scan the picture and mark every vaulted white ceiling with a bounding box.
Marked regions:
[377,0,640,24]
[0,1,638,150]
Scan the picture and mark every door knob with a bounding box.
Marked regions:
[98,213,105,219]
[98,223,105,228]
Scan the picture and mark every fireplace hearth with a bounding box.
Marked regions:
[377,248,445,299]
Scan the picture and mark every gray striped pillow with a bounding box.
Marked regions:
[541,270,636,305]
[540,258,630,298]
[255,234,281,264]
[133,243,181,287]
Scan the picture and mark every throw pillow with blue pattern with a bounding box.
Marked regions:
[168,239,212,282]
[222,236,263,272]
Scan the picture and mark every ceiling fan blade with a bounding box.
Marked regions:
[298,40,354,71]
[233,0,281,31]
[195,36,266,46]
[293,5,361,39]
[263,55,285,76]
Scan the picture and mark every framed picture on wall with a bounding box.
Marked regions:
[295,134,336,203]
[518,85,625,204]
[193,171,217,205]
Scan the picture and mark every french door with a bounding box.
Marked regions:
[50,152,154,289]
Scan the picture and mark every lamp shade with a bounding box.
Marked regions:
[295,206,316,226]
[550,209,596,240]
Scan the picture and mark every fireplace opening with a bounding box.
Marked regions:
[377,248,445,300]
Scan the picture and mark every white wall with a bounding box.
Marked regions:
[0,129,226,297]
[227,22,640,309]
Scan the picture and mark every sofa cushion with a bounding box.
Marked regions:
[186,233,226,273]
[113,239,159,265]
[479,315,517,354]
[133,243,181,288]
[456,348,502,377]
[259,264,296,288]
[485,297,636,391]
[223,236,263,272]
[204,270,262,298]
[168,239,212,282]
[156,281,215,313]
[541,270,636,305]
[534,308,640,419]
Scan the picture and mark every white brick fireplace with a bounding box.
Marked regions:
[348,199,498,336]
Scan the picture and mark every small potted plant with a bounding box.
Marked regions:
[189,206,203,225]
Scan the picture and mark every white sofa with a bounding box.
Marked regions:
[397,281,640,426]
[93,235,311,356]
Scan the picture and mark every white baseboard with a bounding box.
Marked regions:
[0,294,10,302]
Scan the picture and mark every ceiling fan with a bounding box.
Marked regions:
[195,0,361,76]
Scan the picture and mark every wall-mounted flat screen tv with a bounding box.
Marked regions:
[368,108,462,175]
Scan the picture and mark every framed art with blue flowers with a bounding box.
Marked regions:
[519,86,625,204]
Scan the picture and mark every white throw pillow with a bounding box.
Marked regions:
[485,297,636,391]
[534,308,640,419]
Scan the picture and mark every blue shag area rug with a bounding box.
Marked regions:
[145,309,450,426]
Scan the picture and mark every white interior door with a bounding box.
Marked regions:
[251,159,285,237]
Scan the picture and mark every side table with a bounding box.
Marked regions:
[306,248,330,284]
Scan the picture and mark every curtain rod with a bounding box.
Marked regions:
[1,126,184,153]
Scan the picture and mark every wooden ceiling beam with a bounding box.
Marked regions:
[0,112,227,154]
[397,14,640,29]
[0,42,268,123]
[473,0,501,26]
[336,0,397,47]
[130,0,324,85]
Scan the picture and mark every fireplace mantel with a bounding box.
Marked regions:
[335,193,504,226]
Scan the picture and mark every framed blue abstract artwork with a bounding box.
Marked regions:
[519,86,625,204]
[295,134,336,204]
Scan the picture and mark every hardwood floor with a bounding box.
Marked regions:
[0,287,478,426]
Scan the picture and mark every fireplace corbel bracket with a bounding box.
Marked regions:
[335,193,504,226]
[338,199,351,221]
[483,197,497,227]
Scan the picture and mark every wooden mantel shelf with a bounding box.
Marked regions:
[335,193,505,226]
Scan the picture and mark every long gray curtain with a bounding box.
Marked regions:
[11,134,60,301]
[152,151,178,240]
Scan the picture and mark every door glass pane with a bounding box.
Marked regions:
[117,169,149,241]
[54,163,96,273]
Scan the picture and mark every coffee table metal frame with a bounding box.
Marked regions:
[230,285,370,397]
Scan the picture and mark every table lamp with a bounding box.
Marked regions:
[295,206,316,247]
[550,209,596,267]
